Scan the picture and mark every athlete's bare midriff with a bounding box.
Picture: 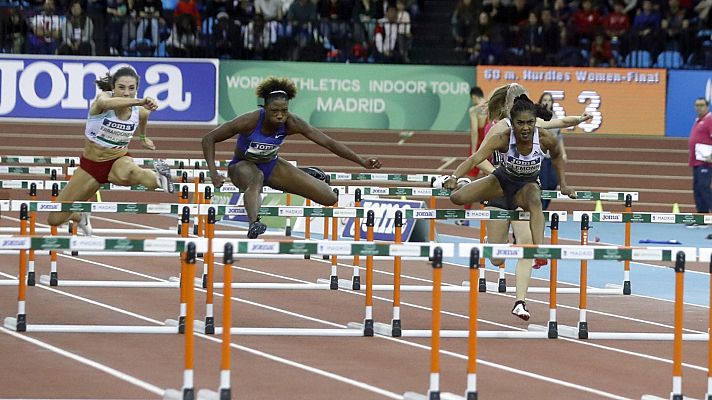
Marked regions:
[82,139,129,162]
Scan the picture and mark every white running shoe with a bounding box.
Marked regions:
[511,300,530,321]
[154,159,174,193]
[77,212,93,236]
[431,175,449,189]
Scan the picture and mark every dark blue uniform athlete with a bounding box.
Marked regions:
[202,77,382,238]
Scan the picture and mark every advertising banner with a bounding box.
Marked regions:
[666,70,712,137]
[475,66,666,135]
[219,60,475,131]
[341,198,425,242]
[0,55,218,124]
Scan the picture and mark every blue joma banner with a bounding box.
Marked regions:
[0,54,218,124]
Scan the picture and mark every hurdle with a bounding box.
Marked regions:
[163,243,197,400]
[402,247,480,400]
[2,233,204,333]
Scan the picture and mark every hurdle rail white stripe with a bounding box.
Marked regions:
[322,278,471,292]
[3,317,179,333]
[476,280,624,295]
[0,227,283,236]
[39,275,178,288]
[574,210,712,225]
[192,324,366,336]
[371,322,548,338]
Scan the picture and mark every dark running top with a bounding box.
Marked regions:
[237,108,287,162]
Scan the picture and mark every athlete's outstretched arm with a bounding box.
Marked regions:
[201,110,259,187]
[537,113,592,129]
[540,128,576,198]
[90,92,157,115]
[448,123,509,185]
[289,114,381,169]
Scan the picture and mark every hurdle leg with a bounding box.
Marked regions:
[351,191,362,290]
[707,255,712,400]
[363,211,375,337]
[15,205,29,331]
[304,199,311,259]
[204,209,216,334]
[477,209,487,292]
[671,252,685,400]
[27,187,37,285]
[548,214,560,339]
[49,184,59,286]
[623,195,632,295]
[466,249,479,399]
[578,215,590,339]
[391,211,403,337]
[285,193,292,236]
[330,192,339,290]
[428,249,443,399]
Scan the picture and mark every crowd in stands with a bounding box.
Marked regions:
[0,0,710,68]
[460,0,710,68]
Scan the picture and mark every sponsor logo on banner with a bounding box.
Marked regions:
[3,181,22,188]
[705,215,712,225]
[371,174,389,180]
[70,237,105,250]
[413,209,436,219]
[412,188,431,196]
[332,208,357,218]
[39,237,62,249]
[278,207,304,217]
[144,240,178,252]
[369,187,389,195]
[389,244,421,257]
[493,247,523,258]
[37,202,61,211]
[0,238,29,249]
[111,239,136,251]
[632,248,663,260]
[600,213,623,222]
[599,193,619,200]
[562,248,594,260]
[333,173,351,180]
[651,214,675,223]
[247,242,279,253]
[226,207,247,215]
[342,198,423,242]
[466,210,490,219]
[91,203,118,212]
[318,242,352,255]
[147,204,172,213]
[0,56,217,123]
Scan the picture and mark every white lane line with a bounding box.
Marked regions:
[0,327,164,396]
[0,271,401,399]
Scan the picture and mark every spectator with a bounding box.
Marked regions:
[603,0,630,40]
[28,0,64,54]
[589,30,616,65]
[58,0,95,55]
[213,11,241,58]
[554,28,586,66]
[521,11,544,65]
[242,12,283,59]
[374,5,404,63]
[166,12,198,56]
[540,7,561,64]
[352,0,383,43]
[468,10,502,64]
[235,0,256,25]
[255,0,284,20]
[660,0,690,52]
[286,0,319,60]
[551,0,573,28]
[173,0,200,29]
[631,0,661,53]
[320,0,351,50]
[2,8,28,53]
[395,0,411,61]
[204,0,234,18]
[107,0,129,54]
[451,0,477,50]
[134,0,163,53]
[572,0,602,43]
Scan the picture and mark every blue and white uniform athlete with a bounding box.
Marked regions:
[202,77,382,239]
[443,94,575,256]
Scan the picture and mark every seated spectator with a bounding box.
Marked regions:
[521,11,544,65]
[2,8,28,53]
[352,0,383,43]
[58,0,95,55]
[286,0,319,60]
[631,0,661,53]
[212,10,240,58]
[540,7,561,65]
[28,0,64,54]
[374,5,405,63]
[395,0,411,61]
[166,13,198,56]
[204,0,234,18]
[134,0,163,53]
[554,28,586,66]
[235,0,256,25]
[604,0,630,41]
[660,0,691,52]
[173,0,200,29]
[572,0,601,43]
[320,0,351,50]
[589,30,616,65]
[242,12,284,59]
[256,0,284,21]
[107,0,129,54]
[451,0,477,49]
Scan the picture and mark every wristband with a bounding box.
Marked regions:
[449,174,458,180]
[139,134,146,140]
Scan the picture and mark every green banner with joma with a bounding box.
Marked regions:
[219,61,475,131]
